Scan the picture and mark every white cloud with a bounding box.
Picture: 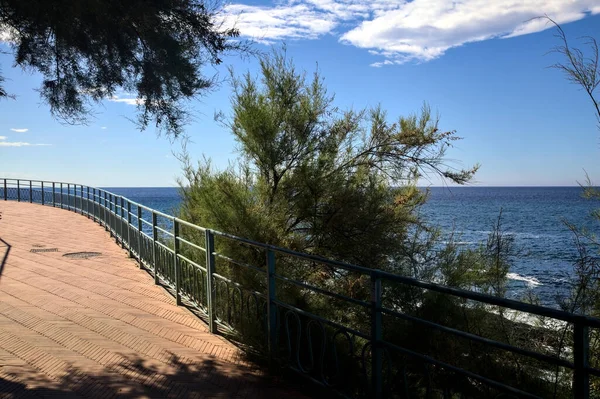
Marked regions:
[0,31,10,43]
[341,0,600,64]
[224,0,600,64]
[1,131,50,147]
[0,25,16,43]
[222,3,338,43]
[0,141,51,147]
[370,59,394,68]
[221,0,406,43]
[100,126,107,130]
[108,95,141,106]
[10,128,28,133]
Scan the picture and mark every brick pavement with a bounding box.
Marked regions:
[0,201,306,399]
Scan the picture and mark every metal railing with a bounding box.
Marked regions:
[2,177,599,398]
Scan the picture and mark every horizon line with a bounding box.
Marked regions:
[97,185,595,189]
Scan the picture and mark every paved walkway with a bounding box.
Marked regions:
[0,201,303,398]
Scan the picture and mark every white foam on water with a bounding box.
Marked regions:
[439,241,477,245]
[507,272,542,288]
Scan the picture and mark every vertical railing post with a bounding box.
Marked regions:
[17,180,20,202]
[29,181,32,203]
[108,194,112,236]
[67,184,70,210]
[86,187,90,217]
[41,181,44,205]
[93,188,97,221]
[92,188,96,220]
[137,206,143,268]
[109,194,113,233]
[205,230,217,333]
[574,323,590,399]
[3,179,6,201]
[266,249,277,363]
[105,193,110,233]
[52,182,55,207]
[106,193,110,231]
[114,195,118,240]
[120,197,125,248]
[108,192,112,230]
[127,201,132,256]
[60,183,63,208]
[152,211,159,285]
[115,196,120,243]
[117,196,121,245]
[174,219,181,305]
[110,194,115,237]
[371,273,383,399]
[102,191,108,231]
[113,195,117,240]
[80,186,84,214]
[103,192,108,230]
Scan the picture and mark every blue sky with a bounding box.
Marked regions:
[1,0,600,187]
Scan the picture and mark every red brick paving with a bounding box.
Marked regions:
[0,201,305,398]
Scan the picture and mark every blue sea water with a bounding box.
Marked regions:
[422,187,600,305]
[104,187,182,216]
[104,186,600,306]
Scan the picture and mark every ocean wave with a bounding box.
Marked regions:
[474,231,550,239]
[507,272,542,288]
[487,306,566,330]
[439,241,477,245]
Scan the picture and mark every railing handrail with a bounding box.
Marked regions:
[1,177,596,398]
[2,177,596,326]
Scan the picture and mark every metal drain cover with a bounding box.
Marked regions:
[63,252,102,259]
[30,248,58,253]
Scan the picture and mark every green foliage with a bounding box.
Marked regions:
[175,48,574,397]
[545,16,600,131]
[177,51,482,346]
[180,47,477,266]
[435,210,513,296]
[0,67,10,99]
[169,43,600,398]
[0,0,245,135]
[543,17,600,395]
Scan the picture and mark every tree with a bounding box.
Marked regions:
[541,16,600,317]
[178,48,478,276]
[0,0,244,136]
[545,16,600,132]
[176,49,573,397]
[177,48,480,347]
[540,16,600,395]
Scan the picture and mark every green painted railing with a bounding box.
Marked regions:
[2,178,599,398]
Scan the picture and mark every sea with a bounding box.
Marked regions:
[105,186,600,307]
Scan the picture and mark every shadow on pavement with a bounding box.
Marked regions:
[0,236,10,280]
[0,351,310,398]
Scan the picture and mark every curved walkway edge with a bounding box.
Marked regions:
[0,201,305,399]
